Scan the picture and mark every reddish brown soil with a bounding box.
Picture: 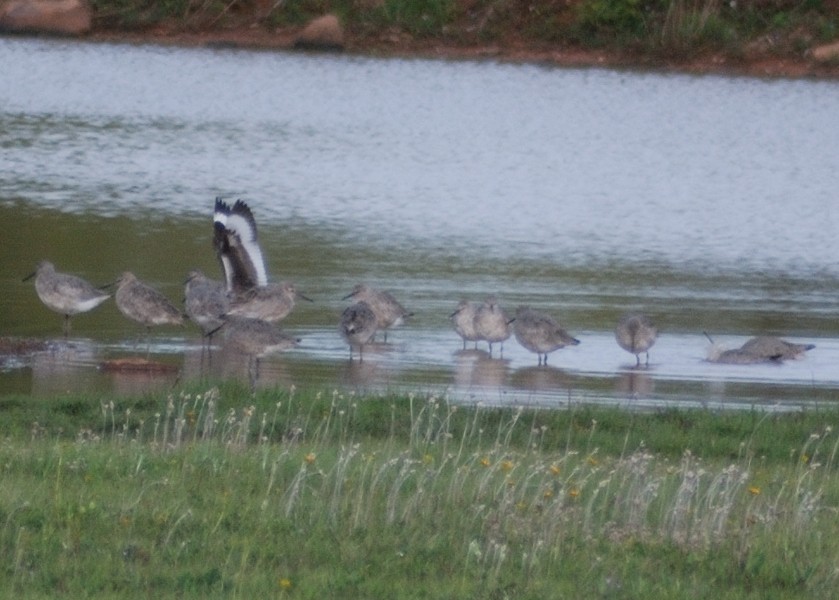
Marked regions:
[86,24,839,80]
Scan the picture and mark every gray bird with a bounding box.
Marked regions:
[115,272,185,332]
[227,281,312,323]
[450,299,481,350]
[24,260,110,335]
[340,301,378,361]
[513,306,580,366]
[615,313,658,366]
[473,296,513,357]
[342,284,411,342]
[184,270,229,340]
[706,334,814,364]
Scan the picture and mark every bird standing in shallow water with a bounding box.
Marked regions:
[340,301,378,361]
[222,315,300,385]
[342,284,411,342]
[513,306,580,365]
[615,313,658,366]
[184,270,229,342]
[24,260,110,335]
[115,272,185,333]
[213,198,268,294]
[227,281,312,323]
[450,299,481,350]
[473,296,513,357]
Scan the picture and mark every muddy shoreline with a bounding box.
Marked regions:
[77,25,839,80]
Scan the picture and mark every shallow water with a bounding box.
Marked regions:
[1,37,839,408]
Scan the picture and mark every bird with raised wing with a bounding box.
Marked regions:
[213,198,268,294]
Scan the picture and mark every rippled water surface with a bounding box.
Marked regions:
[2,37,838,407]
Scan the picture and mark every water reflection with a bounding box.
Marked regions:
[510,365,575,393]
[614,369,655,399]
[453,350,509,389]
[29,340,101,396]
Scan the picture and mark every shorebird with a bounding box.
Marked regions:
[450,299,481,350]
[339,301,378,361]
[221,315,300,384]
[23,260,110,334]
[184,270,229,340]
[739,336,815,360]
[705,334,815,364]
[213,198,268,294]
[615,313,658,366]
[473,296,513,357]
[227,281,312,323]
[513,306,580,365]
[222,315,299,358]
[115,272,185,332]
[342,284,411,342]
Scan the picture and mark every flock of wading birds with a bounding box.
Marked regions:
[23,200,817,369]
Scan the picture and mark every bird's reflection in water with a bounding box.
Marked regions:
[108,369,179,397]
[614,367,654,399]
[340,355,379,387]
[213,348,294,390]
[510,365,574,392]
[453,349,509,389]
[30,339,100,396]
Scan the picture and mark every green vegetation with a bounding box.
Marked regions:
[2,383,839,597]
[86,0,839,62]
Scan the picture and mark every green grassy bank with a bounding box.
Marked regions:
[2,383,839,597]
[86,0,839,65]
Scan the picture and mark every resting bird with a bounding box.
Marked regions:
[450,299,481,350]
[342,283,411,342]
[184,270,229,341]
[473,296,513,357]
[615,313,658,366]
[24,260,110,335]
[707,334,815,364]
[513,306,580,366]
[339,301,378,361]
[227,281,312,323]
[115,272,185,332]
[222,315,300,386]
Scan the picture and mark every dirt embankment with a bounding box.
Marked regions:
[8,0,829,80]
[85,21,839,80]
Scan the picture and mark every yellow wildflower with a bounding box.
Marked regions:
[748,486,761,496]
[304,452,316,464]
[480,456,491,467]
[500,460,514,473]
[569,488,581,498]
[549,464,561,476]
[279,578,292,590]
